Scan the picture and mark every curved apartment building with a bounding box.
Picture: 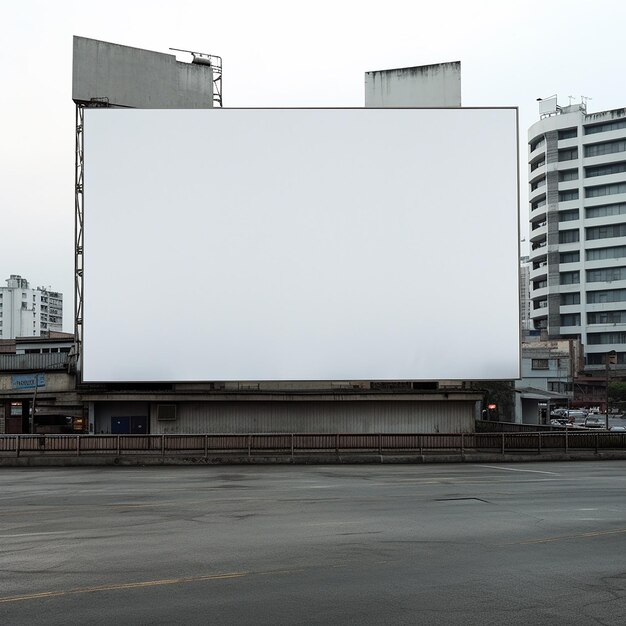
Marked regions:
[529,100,626,369]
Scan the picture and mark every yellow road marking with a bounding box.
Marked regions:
[0,572,248,605]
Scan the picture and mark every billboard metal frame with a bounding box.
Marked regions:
[75,99,112,374]
[74,104,84,372]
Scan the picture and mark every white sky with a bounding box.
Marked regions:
[2,0,625,332]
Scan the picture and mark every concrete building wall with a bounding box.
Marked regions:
[521,398,540,424]
[0,371,74,393]
[72,36,213,108]
[365,62,461,108]
[519,340,575,394]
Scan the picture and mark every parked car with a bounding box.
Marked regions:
[563,410,588,420]
[610,426,626,432]
[584,416,605,429]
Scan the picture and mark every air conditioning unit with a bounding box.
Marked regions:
[157,404,177,421]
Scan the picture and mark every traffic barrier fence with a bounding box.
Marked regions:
[1,431,626,457]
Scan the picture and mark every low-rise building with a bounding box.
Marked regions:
[515,339,581,423]
[0,275,63,339]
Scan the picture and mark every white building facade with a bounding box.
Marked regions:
[520,255,532,331]
[0,275,63,339]
[528,100,626,369]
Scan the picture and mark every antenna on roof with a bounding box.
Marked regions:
[581,95,592,112]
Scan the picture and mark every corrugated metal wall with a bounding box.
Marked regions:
[148,400,475,434]
[0,353,69,371]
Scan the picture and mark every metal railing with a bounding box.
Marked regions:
[0,352,71,372]
[1,432,626,458]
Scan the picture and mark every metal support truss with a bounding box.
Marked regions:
[74,104,84,375]
[75,98,110,378]
[210,55,223,107]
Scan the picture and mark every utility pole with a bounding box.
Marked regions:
[606,350,617,430]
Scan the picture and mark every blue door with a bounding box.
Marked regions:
[130,416,148,434]
[111,416,130,434]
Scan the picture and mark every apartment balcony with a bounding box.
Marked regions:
[530,286,548,300]
[530,308,548,323]
[529,140,546,161]
[529,186,547,203]
[530,221,547,242]
[530,237,548,261]
[530,261,548,281]
[529,160,546,183]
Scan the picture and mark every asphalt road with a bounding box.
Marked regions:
[1,462,626,625]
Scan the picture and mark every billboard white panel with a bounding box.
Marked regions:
[83,108,519,382]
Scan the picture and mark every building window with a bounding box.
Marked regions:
[559,229,580,244]
[533,280,547,289]
[585,119,626,135]
[559,190,579,202]
[585,162,626,178]
[586,202,626,219]
[549,381,572,393]
[584,139,626,157]
[559,209,578,222]
[588,332,626,345]
[587,288,626,304]
[532,359,549,370]
[586,246,626,261]
[559,169,579,182]
[560,251,580,263]
[560,313,581,326]
[531,198,547,211]
[587,352,626,365]
[558,148,578,162]
[587,267,626,282]
[560,271,580,285]
[585,182,626,198]
[587,223,626,240]
[558,128,578,140]
[531,178,546,191]
[588,310,626,324]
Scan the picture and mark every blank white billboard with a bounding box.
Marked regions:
[83,108,519,382]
